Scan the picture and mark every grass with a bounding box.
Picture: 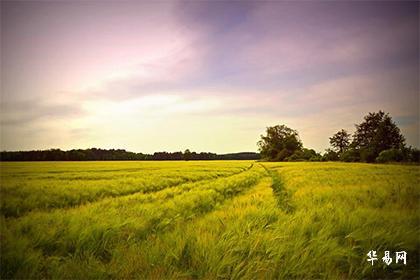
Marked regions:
[0,161,419,279]
[0,161,250,217]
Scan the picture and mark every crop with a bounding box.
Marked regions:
[0,161,250,217]
[0,161,419,279]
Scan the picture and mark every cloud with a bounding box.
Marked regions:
[0,99,85,126]
[0,1,418,152]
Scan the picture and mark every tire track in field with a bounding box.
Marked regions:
[260,164,295,213]
[87,163,257,217]
[109,177,279,279]
[2,165,263,272]
[145,165,263,234]
[6,164,255,219]
[150,175,272,235]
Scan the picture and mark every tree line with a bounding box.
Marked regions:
[258,111,419,163]
[2,110,417,163]
[0,148,260,161]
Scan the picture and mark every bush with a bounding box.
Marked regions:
[340,149,360,162]
[359,148,377,163]
[376,149,404,163]
[285,149,321,162]
[409,148,420,162]
[274,149,292,161]
[309,155,322,162]
[403,147,420,163]
[286,153,305,162]
[322,149,339,161]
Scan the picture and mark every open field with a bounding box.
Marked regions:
[0,161,419,279]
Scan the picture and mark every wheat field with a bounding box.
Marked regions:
[1,161,419,279]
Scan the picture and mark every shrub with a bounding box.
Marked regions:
[359,148,377,163]
[309,155,322,162]
[323,149,339,161]
[376,148,404,163]
[409,148,420,162]
[275,148,293,161]
[340,149,360,162]
[286,153,305,162]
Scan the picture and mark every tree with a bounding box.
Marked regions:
[287,148,319,161]
[340,149,360,162]
[257,125,302,161]
[183,149,191,161]
[322,148,339,161]
[329,129,351,154]
[352,111,405,162]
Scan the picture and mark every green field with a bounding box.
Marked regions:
[0,161,419,279]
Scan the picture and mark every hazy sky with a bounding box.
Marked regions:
[1,1,419,153]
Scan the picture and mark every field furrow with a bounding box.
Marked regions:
[261,164,295,213]
[4,163,256,221]
[102,177,281,279]
[0,161,252,217]
[1,164,264,278]
[1,161,418,279]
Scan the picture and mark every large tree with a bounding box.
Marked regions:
[352,111,405,162]
[257,125,302,161]
[329,129,351,154]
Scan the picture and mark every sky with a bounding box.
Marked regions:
[1,1,419,154]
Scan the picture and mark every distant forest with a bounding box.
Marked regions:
[0,148,260,161]
[3,111,418,163]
